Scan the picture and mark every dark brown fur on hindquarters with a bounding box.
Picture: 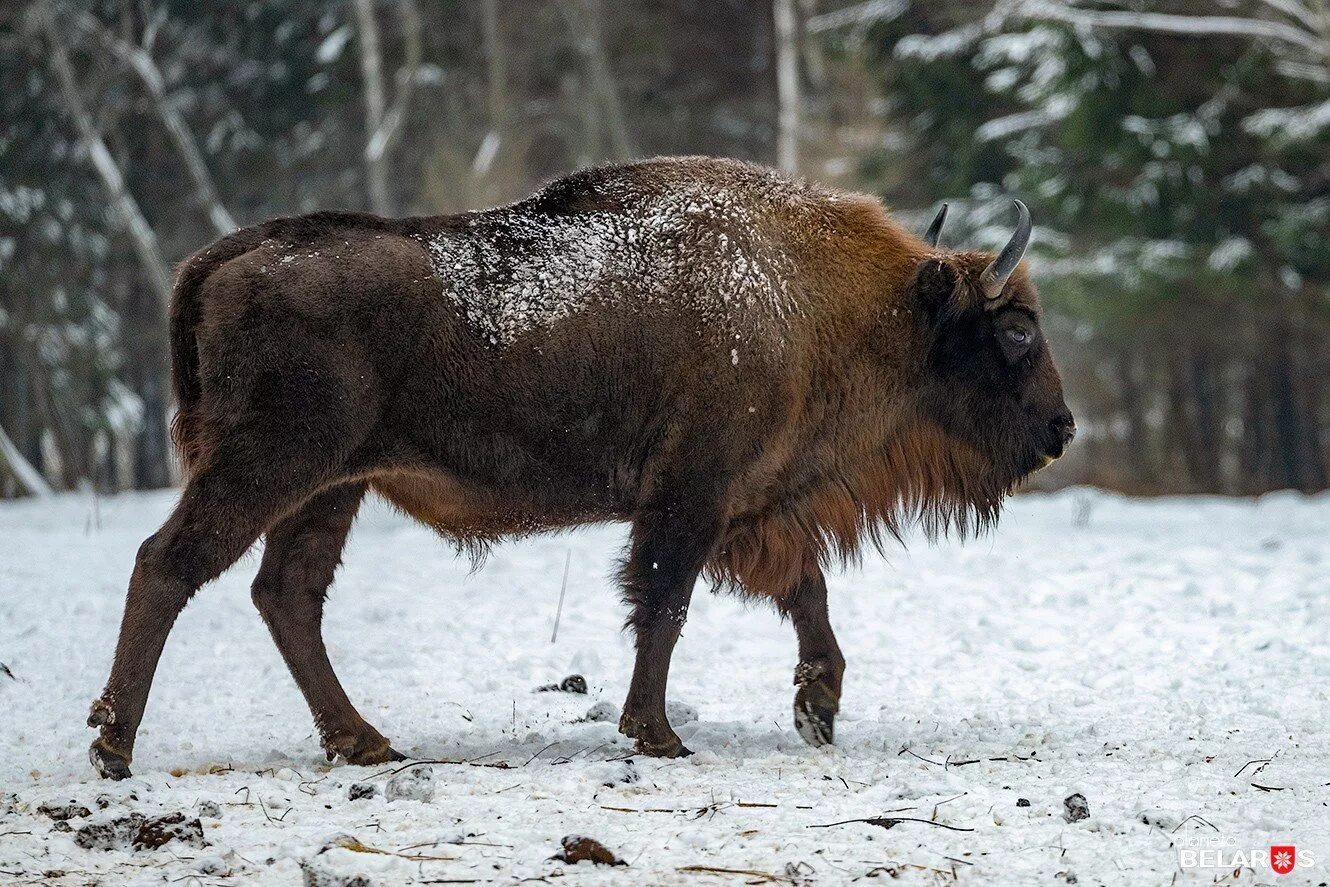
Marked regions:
[88,156,1074,776]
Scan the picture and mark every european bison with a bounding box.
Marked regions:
[88,156,1073,778]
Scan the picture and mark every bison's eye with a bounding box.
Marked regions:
[997,317,1035,362]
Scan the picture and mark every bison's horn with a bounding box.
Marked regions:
[923,203,948,247]
[980,199,1032,300]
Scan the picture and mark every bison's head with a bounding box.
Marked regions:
[905,201,1075,491]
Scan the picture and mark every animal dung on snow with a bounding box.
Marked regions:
[1063,793,1090,822]
[536,674,588,694]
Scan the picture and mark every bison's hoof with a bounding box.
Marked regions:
[89,738,133,780]
[636,736,694,758]
[324,730,401,766]
[793,681,838,748]
[618,712,692,758]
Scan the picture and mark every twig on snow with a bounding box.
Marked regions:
[898,746,945,767]
[1233,756,1275,778]
[1171,814,1220,833]
[808,816,974,832]
[524,741,560,766]
[332,835,457,862]
[677,864,795,883]
[370,755,513,779]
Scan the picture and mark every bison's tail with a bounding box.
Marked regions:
[168,229,266,474]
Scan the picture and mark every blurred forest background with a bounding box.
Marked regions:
[1,0,1328,498]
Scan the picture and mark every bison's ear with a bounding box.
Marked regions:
[909,257,966,325]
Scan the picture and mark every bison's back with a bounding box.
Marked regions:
[176,158,873,540]
[403,156,836,350]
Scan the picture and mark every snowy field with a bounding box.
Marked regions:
[1,489,1328,885]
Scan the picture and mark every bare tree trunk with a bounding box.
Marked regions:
[1188,346,1223,491]
[39,1,177,488]
[482,0,507,137]
[1297,304,1329,487]
[1117,349,1153,488]
[558,0,635,160]
[1290,296,1327,489]
[29,356,83,490]
[471,0,507,184]
[74,11,236,234]
[38,0,173,312]
[0,421,52,497]
[774,0,801,174]
[353,0,422,215]
[1270,330,1305,489]
[1163,341,1199,490]
[353,0,389,214]
[1240,353,1272,492]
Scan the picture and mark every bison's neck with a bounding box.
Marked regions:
[710,246,1006,597]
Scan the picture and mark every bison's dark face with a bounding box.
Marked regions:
[908,254,1075,486]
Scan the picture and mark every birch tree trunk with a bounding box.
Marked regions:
[557,0,635,160]
[0,422,52,497]
[74,11,236,235]
[472,0,507,183]
[353,0,389,214]
[774,0,801,174]
[38,0,173,312]
[482,0,507,140]
[353,0,422,215]
[38,0,176,488]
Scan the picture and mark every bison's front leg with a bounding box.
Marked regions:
[618,491,724,758]
[781,564,845,748]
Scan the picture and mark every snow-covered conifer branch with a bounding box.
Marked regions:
[1009,0,1329,60]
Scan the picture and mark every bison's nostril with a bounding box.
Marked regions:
[1050,413,1076,448]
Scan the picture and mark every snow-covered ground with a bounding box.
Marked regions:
[1,489,1328,885]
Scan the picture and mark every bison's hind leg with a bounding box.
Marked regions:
[88,386,377,779]
[251,481,403,765]
[89,451,350,778]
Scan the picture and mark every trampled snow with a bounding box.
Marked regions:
[1,489,1328,884]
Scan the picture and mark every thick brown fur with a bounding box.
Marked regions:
[88,157,1072,775]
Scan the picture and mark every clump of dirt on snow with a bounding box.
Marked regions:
[536,674,588,694]
[385,766,435,802]
[347,782,378,801]
[579,700,618,723]
[552,835,626,866]
[301,860,371,887]
[37,801,91,821]
[1063,793,1090,822]
[74,811,205,851]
